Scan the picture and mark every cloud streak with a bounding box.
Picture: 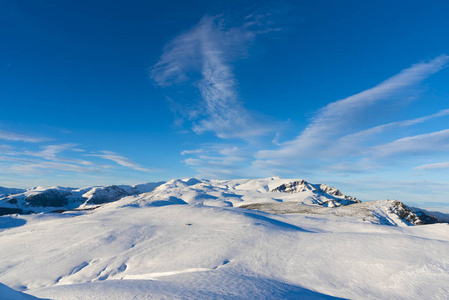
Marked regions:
[175,53,449,182]
[255,55,449,166]
[371,129,449,158]
[24,144,93,166]
[0,154,103,174]
[414,162,449,170]
[181,144,255,178]
[0,129,48,143]
[305,55,449,140]
[0,131,154,178]
[338,108,449,144]
[89,151,152,173]
[151,15,276,139]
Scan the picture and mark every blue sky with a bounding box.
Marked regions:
[1,0,449,207]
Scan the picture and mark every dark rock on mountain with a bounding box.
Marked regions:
[271,180,360,205]
[26,189,72,207]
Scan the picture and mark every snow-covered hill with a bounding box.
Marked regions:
[124,177,361,208]
[0,177,360,215]
[0,177,442,226]
[0,177,448,299]
[242,199,429,226]
[0,182,165,215]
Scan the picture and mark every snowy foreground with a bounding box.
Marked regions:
[0,177,448,299]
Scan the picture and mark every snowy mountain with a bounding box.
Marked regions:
[0,182,165,215]
[0,177,442,226]
[270,179,359,205]
[119,178,439,226]
[134,177,361,207]
[0,177,358,215]
[0,177,448,299]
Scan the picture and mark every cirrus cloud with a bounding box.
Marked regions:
[151,15,279,139]
[255,55,449,171]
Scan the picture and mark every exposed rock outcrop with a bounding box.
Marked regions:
[270,180,360,205]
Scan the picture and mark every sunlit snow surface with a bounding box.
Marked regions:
[0,178,448,299]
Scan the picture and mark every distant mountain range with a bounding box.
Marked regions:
[0,182,164,215]
[0,177,442,225]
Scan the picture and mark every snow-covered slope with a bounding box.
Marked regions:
[0,177,441,226]
[1,198,448,299]
[0,177,448,299]
[242,199,429,226]
[0,177,359,215]
[103,177,435,226]
[124,177,360,209]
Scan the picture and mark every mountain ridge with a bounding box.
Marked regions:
[0,177,442,226]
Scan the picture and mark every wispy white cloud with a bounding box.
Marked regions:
[316,108,449,160]
[304,55,449,139]
[414,162,449,170]
[89,151,152,173]
[36,144,76,157]
[151,15,277,139]
[0,134,154,177]
[177,55,449,181]
[255,55,449,169]
[24,144,93,166]
[0,144,15,154]
[371,129,449,158]
[0,155,103,174]
[339,108,449,145]
[8,161,101,174]
[0,129,48,143]
[181,145,255,178]
[181,149,204,155]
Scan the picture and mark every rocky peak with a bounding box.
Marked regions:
[83,185,130,205]
[26,188,73,207]
[270,180,359,203]
[382,200,423,225]
[319,184,342,196]
[270,180,313,193]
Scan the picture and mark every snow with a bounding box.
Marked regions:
[127,177,360,209]
[0,177,448,299]
[243,199,425,226]
[0,182,165,214]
